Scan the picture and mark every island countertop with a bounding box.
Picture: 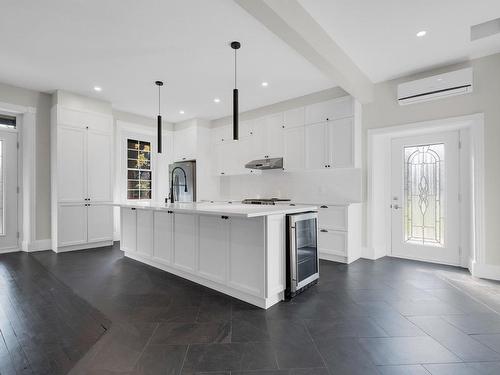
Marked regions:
[112,201,317,218]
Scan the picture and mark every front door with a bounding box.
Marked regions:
[391,131,460,265]
[0,129,18,252]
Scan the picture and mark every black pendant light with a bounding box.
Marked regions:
[155,80,164,153]
[231,41,240,141]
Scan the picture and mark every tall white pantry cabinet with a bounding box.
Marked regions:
[51,105,114,252]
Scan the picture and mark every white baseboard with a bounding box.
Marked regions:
[113,231,120,241]
[361,246,387,261]
[0,246,20,254]
[470,260,500,281]
[27,239,52,252]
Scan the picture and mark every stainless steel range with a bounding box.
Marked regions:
[241,198,291,205]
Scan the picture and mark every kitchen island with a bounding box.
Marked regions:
[116,201,317,308]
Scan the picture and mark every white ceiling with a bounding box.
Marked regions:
[0,0,333,122]
[299,0,500,82]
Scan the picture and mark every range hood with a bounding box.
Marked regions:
[245,157,283,170]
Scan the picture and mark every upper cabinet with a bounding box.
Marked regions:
[305,96,353,124]
[173,123,197,162]
[210,95,357,175]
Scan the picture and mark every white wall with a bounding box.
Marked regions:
[0,82,51,242]
[363,52,500,265]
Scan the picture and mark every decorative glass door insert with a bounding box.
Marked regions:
[404,143,445,247]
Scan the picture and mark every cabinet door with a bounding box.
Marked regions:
[305,122,327,169]
[173,213,197,271]
[198,215,228,283]
[58,204,87,246]
[215,141,229,176]
[250,117,267,160]
[284,107,305,128]
[328,118,354,168]
[87,204,113,242]
[284,126,305,171]
[318,229,347,256]
[153,211,174,263]
[137,209,153,257]
[57,126,86,202]
[121,207,137,252]
[87,131,112,202]
[240,120,254,138]
[174,125,197,161]
[229,217,265,297]
[266,113,285,158]
[318,205,348,231]
[305,97,353,124]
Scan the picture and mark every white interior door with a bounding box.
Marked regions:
[0,130,18,251]
[391,131,460,265]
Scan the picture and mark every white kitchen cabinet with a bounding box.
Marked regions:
[215,138,259,176]
[318,205,348,231]
[153,211,174,263]
[240,120,254,138]
[318,229,347,257]
[305,122,328,169]
[87,204,113,242]
[173,124,197,161]
[211,124,231,144]
[305,119,354,170]
[120,207,137,252]
[305,97,353,124]
[53,104,114,252]
[57,126,86,202]
[284,107,305,128]
[198,215,228,282]
[137,209,153,257]
[173,213,197,271]
[251,113,285,160]
[87,130,113,202]
[58,204,87,246]
[284,126,305,171]
[328,118,354,168]
[228,216,265,297]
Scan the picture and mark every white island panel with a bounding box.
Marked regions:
[173,213,197,272]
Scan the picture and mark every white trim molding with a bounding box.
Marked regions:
[470,260,500,281]
[0,101,38,253]
[366,113,486,277]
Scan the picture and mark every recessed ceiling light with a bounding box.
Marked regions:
[416,30,427,37]
[94,86,102,92]
[261,82,269,87]
[179,110,185,114]
[214,98,221,103]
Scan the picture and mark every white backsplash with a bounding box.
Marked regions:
[218,168,362,204]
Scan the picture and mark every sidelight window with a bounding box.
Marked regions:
[127,139,152,200]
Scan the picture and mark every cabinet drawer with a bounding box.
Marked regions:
[318,205,347,231]
[318,229,347,255]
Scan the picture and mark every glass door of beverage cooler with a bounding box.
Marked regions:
[289,212,319,292]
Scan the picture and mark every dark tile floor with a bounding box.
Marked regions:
[2,243,500,374]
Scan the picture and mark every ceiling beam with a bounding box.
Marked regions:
[234,0,374,103]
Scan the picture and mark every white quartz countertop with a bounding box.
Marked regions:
[112,201,318,218]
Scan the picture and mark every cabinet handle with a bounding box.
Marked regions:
[221,215,229,220]
[320,205,328,208]
[167,210,173,214]
[320,229,328,233]
[290,203,296,206]
[221,172,225,175]
[131,208,136,210]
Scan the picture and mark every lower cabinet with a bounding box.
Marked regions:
[198,215,229,283]
[120,207,137,252]
[119,208,267,300]
[58,204,88,246]
[137,209,153,257]
[153,211,174,263]
[173,213,197,271]
[58,203,113,248]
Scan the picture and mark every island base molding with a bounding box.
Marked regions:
[125,251,283,309]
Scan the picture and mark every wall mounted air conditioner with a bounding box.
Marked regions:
[397,67,473,105]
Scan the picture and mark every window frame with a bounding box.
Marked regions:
[126,138,152,200]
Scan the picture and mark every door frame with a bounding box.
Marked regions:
[366,114,484,272]
[0,101,37,253]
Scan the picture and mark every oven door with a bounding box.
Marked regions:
[289,212,319,292]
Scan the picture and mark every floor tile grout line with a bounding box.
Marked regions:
[302,318,332,375]
[131,322,160,371]
[178,344,190,375]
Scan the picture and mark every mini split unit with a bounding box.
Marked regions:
[397,67,473,105]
